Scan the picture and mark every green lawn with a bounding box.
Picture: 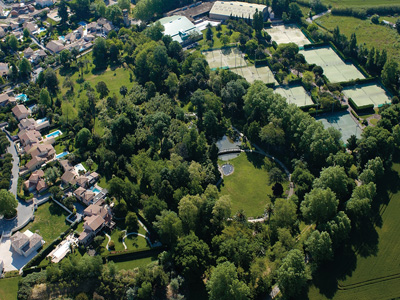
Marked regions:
[0,277,20,300]
[218,152,288,218]
[97,176,110,189]
[321,0,399,7]
[113,256,158,271]
[308,163,400,300]
[23,201,70,243]
[316,14,400,65]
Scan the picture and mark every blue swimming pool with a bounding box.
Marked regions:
[46,130,62,139]
[36,117,48,124]
[16,94,28,102]
[56,151,69,159]
[90,186,101,194]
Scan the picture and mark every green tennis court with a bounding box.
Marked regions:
[265,24,311,46]
[317,111,361,143]
[202,48,247,69]
[274,85,314,107]
[300,46,365,83]
[232,65,277,85]
[343,83,391,108]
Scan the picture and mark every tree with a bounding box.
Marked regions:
[173,232,211,279]
[125,212,138,232]
[59,49,71,67]
[219,34,230,46]
[58,0,68,25]
[117,0,130,10]
[260,122,285,149]
[92,38,108,69]
[63,76,74,93]
[318,211,351,248]
[119,85,128,98]
[45,166,60,185]
[212,195,232,229]
[96,81,109,99]
[18,58,32,79]
[153,210,183,246]
[252,9,264,33]
[165,72,179,98]
[301,188,338,224]
[44,68,59,93]
[75,128,91,148]
[144,21,164,41]
[277,249,310,298]
[289,3,303,22]
[381,59,399,89]
[206,26,213,41]
[305,230,333,264]
[0,189,18,218]
[371,14,379,24]
[178,195,202,233]
[206,261,250,300]
[313,166,352,200]
[271,198,297,228]
[106,5,122,24]
[23,28,30,39]
[7,35,18,51]
[39,88,51,108]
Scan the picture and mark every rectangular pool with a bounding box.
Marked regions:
[46,130,62,139]
[36,117,48,125]
[90,186,101,194]
[56,151,69,159]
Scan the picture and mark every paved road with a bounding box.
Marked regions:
[6,134,19,197]
[306,9,331,23]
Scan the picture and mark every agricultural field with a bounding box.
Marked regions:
[321,0,399,7]
[300,46,364,83]
[274,85,314,107]
[23,201,70,243]
[315,14,400,65]
[308,163,400,300]
[343,83,392,108]
[232,65,277,85]
[218,152,289,218]
[265,24,311,46]
[202,47,247,70]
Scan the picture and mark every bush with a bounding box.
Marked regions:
[108,240,115,250]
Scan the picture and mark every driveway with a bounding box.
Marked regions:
[0,237,39,271]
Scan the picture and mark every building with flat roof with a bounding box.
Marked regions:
[209,1,267,20]
[158,15,202,45]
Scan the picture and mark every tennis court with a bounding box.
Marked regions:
[300,46,365,83]
[265,24,311,46]
[232,65,277,85]
[274,85,314,107]
[317,111,361,143]
[202,48,247,69]
[343,83,391,108]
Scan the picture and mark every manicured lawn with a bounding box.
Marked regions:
[23,201,70,243]
[113,256,158,271]
[82,160,98,172]
[218,152,288,218]
[126,226,150,251]
[321,0,399,7]
[97,176,110,189]
[308,163,400,300]
[316,15,400,65]
[0,277,20,300]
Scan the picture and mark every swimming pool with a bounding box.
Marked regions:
[74,163,86,174]
[90,186,101,194]
[56,151,69,159]
[58,36,65,41]
[15,94,28,102]
[36,117,48,124]
[46,130,62,139]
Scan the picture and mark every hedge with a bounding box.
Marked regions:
[348,97,374,111]
[102,246,166,262]
[303,42,328,50]
[338,77,377,87]
[351,109,360,121]
[332,5,400,19]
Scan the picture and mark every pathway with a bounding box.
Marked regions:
[306,9,331,23]
[105,233,111,250]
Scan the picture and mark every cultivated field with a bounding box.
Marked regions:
[265,24,311,46]
[202,47,247,69]
[343,83,391,108]
[232,65,277,85]
[309,163,400,300]
[274,85,314,107]
[300,46,364,83]
[316,15,400,65]
[316,111,361,143]
[218,152,288,218]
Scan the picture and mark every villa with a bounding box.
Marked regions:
[11,230,44,257]
[0,93,16,106]
[23,169,48,193]
[12,104,30,121]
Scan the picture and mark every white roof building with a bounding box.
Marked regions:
[209,1,268,20]
[158,15,202,44]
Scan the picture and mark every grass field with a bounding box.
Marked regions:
[218,152,288,217]
[23,201,70,243]
[308,163,400,300]
[321,0,399,7]
[316,15,400,65]
[113,256,158,271]
[0,277,19,300]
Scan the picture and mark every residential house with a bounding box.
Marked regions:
[61,170,77,186]
[75,175,89,188]
[23,47,34,58]
[46,40,64,53]
[73,186,96,206]
[23,169,47,193]
[36,0,54,8]
[0,93,16,106]
[24,22,38,34]
[12,104,30,120]
[18,15,31,24]
[11,230,44,257]
[9,21,19,30]
[87,172,100,185]
[25,156,46,171]
[30,50,47,65]
[18,118,36,131]
[30,144,55,160]
[78,215,105,245]
[18,129,41,147]
[0,63,8,77]
[84,203,113,227]
[59,159,73,172]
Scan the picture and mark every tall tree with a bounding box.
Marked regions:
[58,0,68,25]
[0,189,18,218]
[301,188,338,224]
[92,38,108,70]
[305,230,333,263]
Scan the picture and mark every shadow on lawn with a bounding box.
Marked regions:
[245,152,265,169]
[49,201,67,217]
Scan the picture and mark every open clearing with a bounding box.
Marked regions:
[114,256,158,270]
[316,111,361,143]
[218,152,288,218]
[308,163,400,300]
[202,47,247,70]
[22,201,69,243]
[343,83,391,108]
[0,277,19,300]
[265,24,311,46]
[321,0,399,7]
[274,85,314,107]
[231,65,277,85]
[316,14,400,65]
[300,46,364,83]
